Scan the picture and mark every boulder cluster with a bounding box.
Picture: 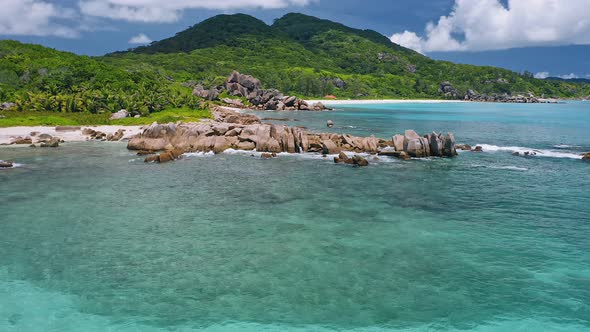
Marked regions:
[82,128,126,141]
[10,132,61,148]
[193,71,331,111]
[128,108,457,163]
[464,90,551,103]
[439,82,556,103]
[378,130,457,159]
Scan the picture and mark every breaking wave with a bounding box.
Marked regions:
[475,144,583,160]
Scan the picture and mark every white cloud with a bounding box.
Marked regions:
[390,31,425,54]
[558,73,578,79]
[79,0,316,23]
[534,72,550,79]
[129,33,152,44]
[391,0,590,53]
[0,0,78,37]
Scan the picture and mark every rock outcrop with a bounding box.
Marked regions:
[9,133,61,146]
[193,71,332,111]
[107,129,126,141]
[144,148,185,163]
[128,109,457,162]
[82,128,126,141]
[334,152,369,167]
[438,83,556,103]
[581,153,590,161]
[439,82,459,98]
[10,137,33,145]
[464,90,551,103]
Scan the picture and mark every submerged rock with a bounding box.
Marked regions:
[456,144,472,151]
[261,152,277,159]
[378,150,411,160]
[582,153,590,161]
[145,148,185,163]
[334,153,369,166]
[40,138,59,148]
[352,155,369,166]
[0,160,14,168]
[327,120,334,128]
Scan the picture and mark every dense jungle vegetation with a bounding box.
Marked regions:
[1,13,588,120]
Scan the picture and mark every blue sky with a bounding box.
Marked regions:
[1,0,589,78]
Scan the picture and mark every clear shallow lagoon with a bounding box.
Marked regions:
[1,102,590,331]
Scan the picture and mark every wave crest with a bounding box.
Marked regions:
[476,144,583,159]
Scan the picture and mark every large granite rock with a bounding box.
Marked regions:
[443,133,457,157]
[392,134,404,151]
[403,130,429,157]
[429,132,443,157]
[0,102,16,110]
[438,82,458,97]
[110,109,128,120]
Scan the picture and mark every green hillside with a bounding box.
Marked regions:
[1,13,589,117]
[106,13,589,100]
[0,40,200,115]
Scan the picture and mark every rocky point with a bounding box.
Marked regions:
[128,107,458,163]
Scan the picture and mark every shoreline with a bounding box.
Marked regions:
[304,99,467,105]
[0,125,143,145]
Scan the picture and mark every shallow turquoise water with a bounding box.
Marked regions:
[1,102,590,331]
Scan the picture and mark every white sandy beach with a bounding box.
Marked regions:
[305,99,467,105]
[0,125,143,145]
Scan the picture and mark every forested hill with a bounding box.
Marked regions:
[108,13,588,100]
[1,13,589,115]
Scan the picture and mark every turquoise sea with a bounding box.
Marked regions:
[1,102,589,331]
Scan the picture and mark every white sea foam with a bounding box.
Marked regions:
[476,144,583,159]
[553,144,583,149]
[181,149,404,164]
[183,151,215,157]
[471,164,528,171]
